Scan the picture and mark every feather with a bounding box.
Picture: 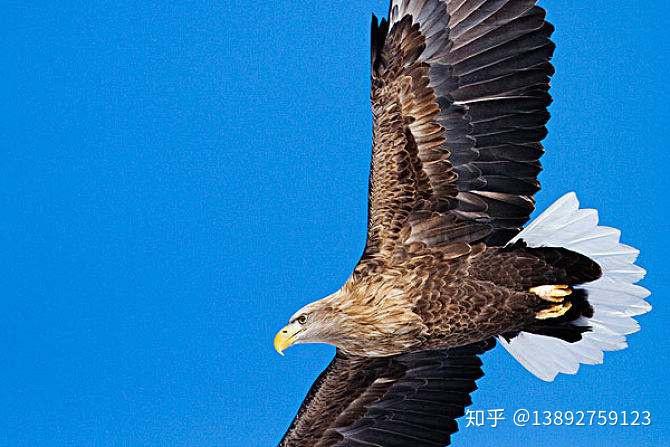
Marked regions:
[279,342,494,447]
[500,193,651,381]
[366,0,555,253]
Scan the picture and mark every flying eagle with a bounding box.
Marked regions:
[273,1,651,446]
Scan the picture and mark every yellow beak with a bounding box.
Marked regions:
[273,322,302,356]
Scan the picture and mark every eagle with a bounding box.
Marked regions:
[272,1,651,446]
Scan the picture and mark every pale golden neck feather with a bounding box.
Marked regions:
[309,279,425,357]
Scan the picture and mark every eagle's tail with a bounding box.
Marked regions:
[498,193,651,382]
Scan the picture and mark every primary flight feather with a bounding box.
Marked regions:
[273,1,651,446]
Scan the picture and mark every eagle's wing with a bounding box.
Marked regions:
[279,340,494,447]
[365,0,555,258]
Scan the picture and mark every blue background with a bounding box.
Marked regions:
[2,1,668,446]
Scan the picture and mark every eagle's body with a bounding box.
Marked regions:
[320,241,600,358]
[272,1,650,446]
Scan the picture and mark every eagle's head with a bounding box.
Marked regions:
[273,293,351,355]
[273,282,424,357]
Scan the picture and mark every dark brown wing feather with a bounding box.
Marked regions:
[279,340,494,447]
[366,0,555,257]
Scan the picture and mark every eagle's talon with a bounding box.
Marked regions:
[530,285,572,303]
[536,302,573,320]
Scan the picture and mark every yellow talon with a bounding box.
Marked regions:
[530,285,572,303]
[536,302,573,320]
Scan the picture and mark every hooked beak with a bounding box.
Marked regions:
[273,321,303,356]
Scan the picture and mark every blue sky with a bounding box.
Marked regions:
[1,1,669,446]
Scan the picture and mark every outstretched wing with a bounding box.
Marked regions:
[365,0,555,258]
[278,340,494,447]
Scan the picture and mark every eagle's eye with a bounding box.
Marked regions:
[297,315,308,325]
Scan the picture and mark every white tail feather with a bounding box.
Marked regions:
[499,193,651,382]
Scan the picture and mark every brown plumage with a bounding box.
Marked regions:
[272,1,649,446]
